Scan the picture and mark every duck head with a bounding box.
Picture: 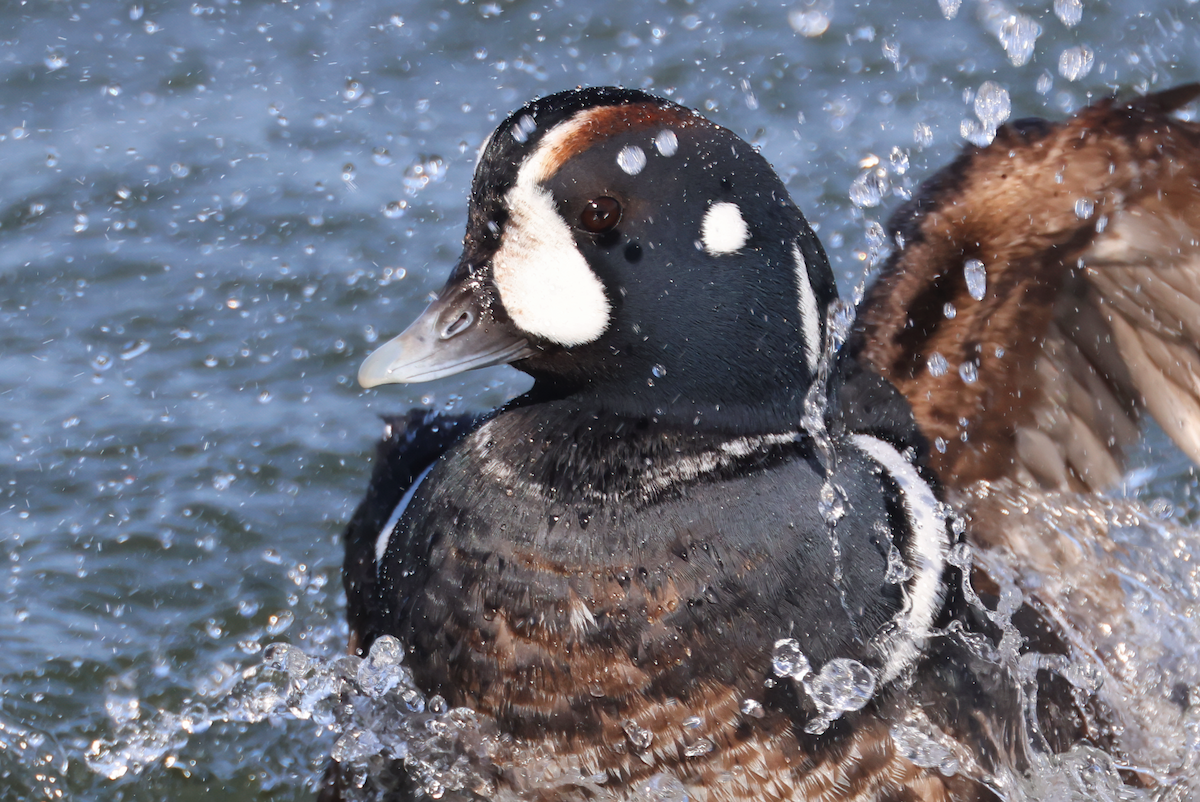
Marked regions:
[359,87,837,427]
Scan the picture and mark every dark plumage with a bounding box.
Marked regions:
[328,85,1200,801]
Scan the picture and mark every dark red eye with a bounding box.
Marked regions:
[580,196,622,233]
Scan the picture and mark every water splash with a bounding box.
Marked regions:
[802,658,877,734]
[772,637,813,680]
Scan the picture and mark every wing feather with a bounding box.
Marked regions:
[854,85,1200,490]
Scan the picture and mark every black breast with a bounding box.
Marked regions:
[376,402,908,753]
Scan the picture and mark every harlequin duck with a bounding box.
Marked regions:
[333,85,1200,801]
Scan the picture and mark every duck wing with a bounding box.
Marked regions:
[342,410,484,654]
[853,84,1200,491]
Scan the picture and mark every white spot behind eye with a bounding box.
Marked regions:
[654,129,679,157]
[701,202,750,255]
[617,144,647,175]
[792,244,821,371]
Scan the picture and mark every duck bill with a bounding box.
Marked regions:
[358,282,533,387]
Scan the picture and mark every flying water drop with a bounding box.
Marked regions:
[772,638,812,680]
[964,259,987,300]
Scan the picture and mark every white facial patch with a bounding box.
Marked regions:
[701,202,750,255]
[617,144,647,175]
[491,121,612,346]
[851,434,949,682]
[792,244,821,371]
[654,129,679,157]
[375,462,437,567]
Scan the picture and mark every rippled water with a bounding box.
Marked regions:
[3,0,1199,799]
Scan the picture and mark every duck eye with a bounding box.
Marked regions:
[580,197,622,233]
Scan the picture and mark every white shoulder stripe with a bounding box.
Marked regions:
[851,434,949,682]
[375,462,438,567]
[792,244,821,372]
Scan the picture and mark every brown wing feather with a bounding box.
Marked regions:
[855,85,1200,491]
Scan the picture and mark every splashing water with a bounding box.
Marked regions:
[772,638,813,681]
[802,658,878,735]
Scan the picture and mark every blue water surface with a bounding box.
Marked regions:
[2,0,1199,799]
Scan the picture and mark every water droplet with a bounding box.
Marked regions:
[343,79,364,101]
[740,698,765,718]
[885,544,915,583]
[943,302,957,319]
[623,720,654,751]
[654,129,678,157]
[891,724,960,774]
[1149,497,1175,520]
[683,737,714,757]
[938,0,962,18]
[266,610,294,635]
[818,481,846,525]
[617,145,647,176]
[120,340,150,361]
[212,472,236,491]
[805,658,877,713]
[636,773,689,802]
[1059,45,1094,81]
[44,51,67,71]
[1054,0,1082,27]
[511,114,536,143]
[964,259,987,300]
[948,540,973,569]
[91,352,114,371]
[913,122,933,148]
[992,13,1041,67]
[973,81,1011,130]
[382,200,408,219]
[849,167,889,207]
[958,361,978,383]
[927,352,948,377]
[788,5,831,37]
[772,638,812,680]
[357,635,405,697]
[1074,197,1095,219]
[180,702,211,734]
[403,155,446,194]
[331,728,384,762]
